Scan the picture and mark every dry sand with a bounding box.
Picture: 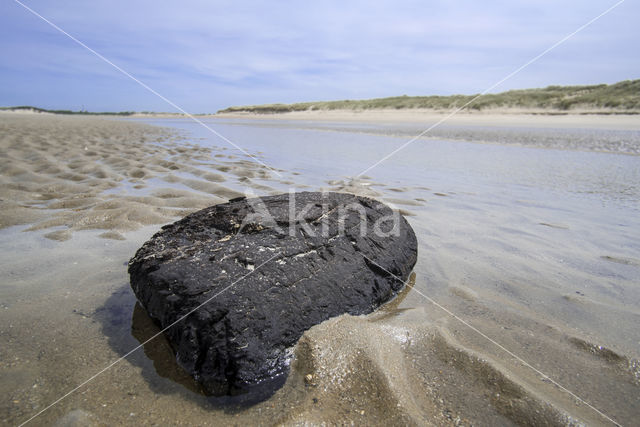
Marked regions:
[216,108,640,130]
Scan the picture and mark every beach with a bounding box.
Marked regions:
[215,109,640,155]
[215,108,640,129]
[1,111,639,425]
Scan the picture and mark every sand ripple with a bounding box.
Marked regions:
[0,114,283,239]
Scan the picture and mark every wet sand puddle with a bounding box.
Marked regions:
[1,114,639,425]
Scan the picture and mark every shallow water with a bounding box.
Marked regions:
[1,115,639,425]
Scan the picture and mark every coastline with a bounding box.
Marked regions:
[4,108,640,131]
[209,109,640,156]
[213,108,640,130]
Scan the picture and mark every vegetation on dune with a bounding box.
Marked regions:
[4,79,638,116]
[217,79,640,114]
[0,106,136,116]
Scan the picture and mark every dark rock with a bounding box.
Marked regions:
[128,191,417,400]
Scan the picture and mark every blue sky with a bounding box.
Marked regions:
[1,0,638,113]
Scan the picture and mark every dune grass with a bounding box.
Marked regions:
[218,79,640,114]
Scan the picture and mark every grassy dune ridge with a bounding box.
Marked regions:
[218,79,640,114]
[0,106,137,116]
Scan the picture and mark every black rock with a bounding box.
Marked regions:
[128,191,417,400]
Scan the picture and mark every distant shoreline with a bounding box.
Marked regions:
[3,79,639,119]
[3,106,639,131]
[2,107,639,118]
[0,106,136,116]
[214,109,640,131]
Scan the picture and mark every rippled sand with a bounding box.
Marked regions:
[0,114,290,240]
[1,113,639,426]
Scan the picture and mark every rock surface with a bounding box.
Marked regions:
[128,191,417,400]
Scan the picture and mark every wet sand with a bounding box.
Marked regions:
[1,113,639,425]
[0,114,293,241]
[216,109,640,155]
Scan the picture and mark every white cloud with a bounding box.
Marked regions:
[2,0,638,111]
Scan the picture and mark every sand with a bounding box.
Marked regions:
[3,226,636,426]
[215,109,640,156]
[0,113,291,240]
[1,113,639,425]
[216,108,640,130]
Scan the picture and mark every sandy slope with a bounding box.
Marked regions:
[215,108,640,130]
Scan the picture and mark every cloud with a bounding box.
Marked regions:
[1,0,638,111]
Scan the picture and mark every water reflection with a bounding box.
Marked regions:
[130,302,204,395]
[94,286,206,400]
[95,285,288,408]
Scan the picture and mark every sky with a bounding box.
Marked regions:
[1,0,638,113]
